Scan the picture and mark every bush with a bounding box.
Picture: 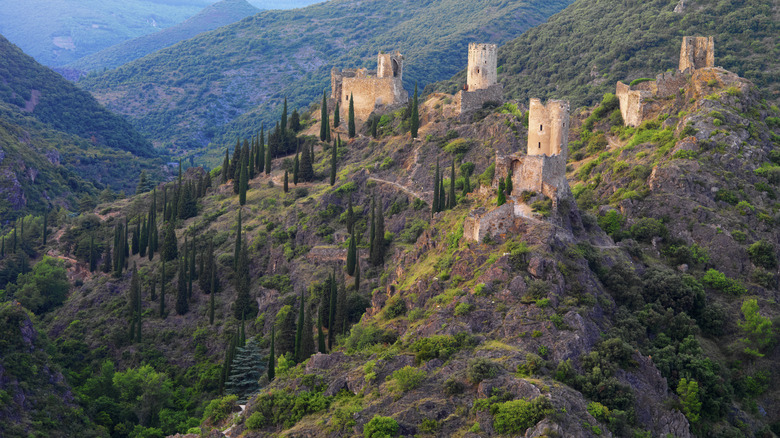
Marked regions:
[245,411,264,430]
[364,415,399,438]
[454,302,474,316]
[507,240,530,270]
[383,296,407,319]
[630,217,667,242]
[399,219,428,244]
[598,210,624,236]
[202,395,238,425]
[343,324,398,353]
[467,358,500,383]
[701,269,746,295]
[491,397,554,435]
[748,240,777,270]
[410,335,461,363]
[390,366,426,392]
[443,377,464,395]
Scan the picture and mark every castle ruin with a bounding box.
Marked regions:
[331,52,408,123]
[464,99,571,242]
[455,43,504,115]
[616,36,714,127]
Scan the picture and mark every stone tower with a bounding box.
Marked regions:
[377,52,403,79]
[527,99,569,158]
[467,43,497,91]
[679,36,714,72]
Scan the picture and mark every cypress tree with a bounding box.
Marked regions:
[346,195,355,234]
[283,170,289,193]
[264,134,272,175]
[439,172,446,211]
[176,258,188,315]
[300,304,314,361]
[281,97,288,135]
[333,100,340,128]
[505,167,513,196]
[230,140,240,181]
[276,306,297,357]
[369,196,376,258]
[200,239,214,294]
[354,253,360,291]
[89,234,96,272]
[299,141,313,182]
[328,271,337,350]
[132,218,140,255]
[346,229,357,276]
[294,289,305,361]
[249,137,257,180]
[160,261,166,317]
[293,148,300,185]
[150,276,157,301]
[335,277,347,335]
[188,238,196,297]
[239,315,246,347]
[410,82,419,138]
[233,210,242,270]
[161,222,178,262]
[222,148,230,183]
[372,202,385,266]
[233,242,254,319]
[129,264,140,341]
[211,258,219,295]
[209,289,215,325]
[320,91,328,142]
[124,217,130,261]
[239,153,248,205]
[330,137,337,186]
[371,117,378,138]
[149,218,158,261]
[433,159,440,214]
[268,325,276,381]
[497,178,506,206]
[102,244,112,273]
[140,215,148,257]
[163,187,169,222]
[317,305,327,354]
[326,113,331,142]
[462,164,471,196]
[290,110,300,132]
[449,161,457,208]
[257,127,265,174]
[348,93,355,138]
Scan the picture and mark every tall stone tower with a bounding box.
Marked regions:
[679,36,714,72]
[467,43,497,91]
[527,99,569,158]
[377,52,403,79]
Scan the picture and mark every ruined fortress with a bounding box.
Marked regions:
[464,99,571,242]
[616,37,714,127]
[454,43,504,115]
[331,52,408,123]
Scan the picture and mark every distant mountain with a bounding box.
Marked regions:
[68,0,261,73]
[0,35,163,221]
[430,0,780,109]
[0,0,210,67]
[77,0,575,155]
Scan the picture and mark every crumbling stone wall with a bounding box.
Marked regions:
[527,99,569,157]
[331,52,408,122]
[455,84,504,115]
[467,43,498,91]
[464,203,525,242]
[679,36,714,72]
[616,81,651,127]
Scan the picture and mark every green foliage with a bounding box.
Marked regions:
[715,189,739,205]
[383,296,406,320]
[747,240,777,269]
[410,334,467,363]
[630,217,666,242]
[467,357,500,383]
[444,138,472,158]
[364,415,399,438]
[629,78,654,87]
[454,302,474,316]
[507,240,530,271]
[598,210,624,236]
[739,299,775,355]
[676,378,701,424]
[389,366,426,393]
[491,397,553,435]
[343,324,397,353]
[244,389,330,430]
[701,269,746,295]
[202,395,238,425]
[5,256,69,314]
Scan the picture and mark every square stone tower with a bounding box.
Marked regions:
[679,36,714,72]
[377,52,403,79]
[467,43,498,91]
[527,98,569,158]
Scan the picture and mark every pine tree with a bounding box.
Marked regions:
[222,148,230,183]
[294,289,305,361]
[449,161,457,208]
[410,82,419,138]
[317,305,327,354]
[160,261,166,317]
[330,137,337,186]
[497,177,506,206]
[348,93,356,138]
[239,153,248,206]
[224,336,265,403]
[433,159,440,214]
[505,167,513,196]
[161,222,178,261]
[233,242,255,319]
[268,325,276,381]
[320,91,328,142]
[234,210,242,270]
[346,229,357,276]
[333,100,340,128]
[176,258,188,315]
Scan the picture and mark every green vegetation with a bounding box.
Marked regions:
[364,415,399,438]
[491,397,553,435]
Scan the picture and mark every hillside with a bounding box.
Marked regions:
[430,0,780,110]
[0,0,211,68]
[67,0,261,73]
[3,49,778,437]
[77,0,575,154]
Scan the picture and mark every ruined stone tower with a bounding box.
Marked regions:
[679,36,714,72]
[527,99,569,158]
[467,43,497,91]
[330,52,408,123]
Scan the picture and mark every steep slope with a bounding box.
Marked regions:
[0,35,155,157]
[430,0,780,109]
[78,0,574,152]
[67,0,261,73]
[0,0,209,67]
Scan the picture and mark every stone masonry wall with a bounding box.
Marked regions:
[455,84,504,116]
[467,43,498,91]
[463,203,523,242]
[527,99,569,157]
[679,36,714,72]
[331,53,407,123]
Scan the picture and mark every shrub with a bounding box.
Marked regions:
[629,78,653,87]
[507,241,530,270]
[454,302,474,316]
[389,366,426,392]
[714,189,739,205]
[245,411,264,430]
[517,353,545,376]
[443,377,464,395]
[202,395,238,425]
[630,217,666,242]
[344,324,397,352]
[598,210,624,236]
[364,415,399,438]
[491,397,554,435]
[748,240,777,269]
[383,296,407,319]
[467,358,500,383]
[419,418,440,433]
[399,219,428,244]
[410,335,461,362]
[587,401,610,422]
[444,138,472,157]
[701,269,746,295]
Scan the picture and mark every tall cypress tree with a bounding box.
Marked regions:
[335,277,347,335]
[257,126,265,174]
[333,100,340,128]
[348,93,355,138]
[320,91,328,142]
[346,229,357,276]
[209,290,215,325]
[505,168,514,196]
[281,97,288,135]
[497,178,506,206]
[160,261,166,317]
[239,153,248,206]
[369,196,376,258]
[264,134,272,175]
[449,161,457,208]
[354,253,361,292]
[439,172,446,211]
[268,325,275,381]
[293,145,300,185]
[317,305,326,354]
[132,218,140,255]
[176,258,188,315]
[124,217,130,261]
[222,148,230,183]
[161,222,178,262]
[410,82,419,138]
[150,276,157,301]
[229,140,240,181]
[129,264,141,342]
[102,244,112,274]
[233,242,254,319]
[433,159,440,214]
[299,141,313,182]
[89,234,97,272]
[140,215,148,257]
[294,289,305,361]
[330,137,337,186]
[327,270,337,349]
[300,304,314,361]
[188,238,196,297]
[200,239,214,294]
[346,195,355,234]
[283,170,289,193]
[372,202,385,266]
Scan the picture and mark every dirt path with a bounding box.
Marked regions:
[369,177,430,203]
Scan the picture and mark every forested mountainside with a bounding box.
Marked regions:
[0,35,166,221]
[0,0,209,68]
[77,0,574,154]
[2,50,778,437]
[430,0,780,110]
[67,0,261,74]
